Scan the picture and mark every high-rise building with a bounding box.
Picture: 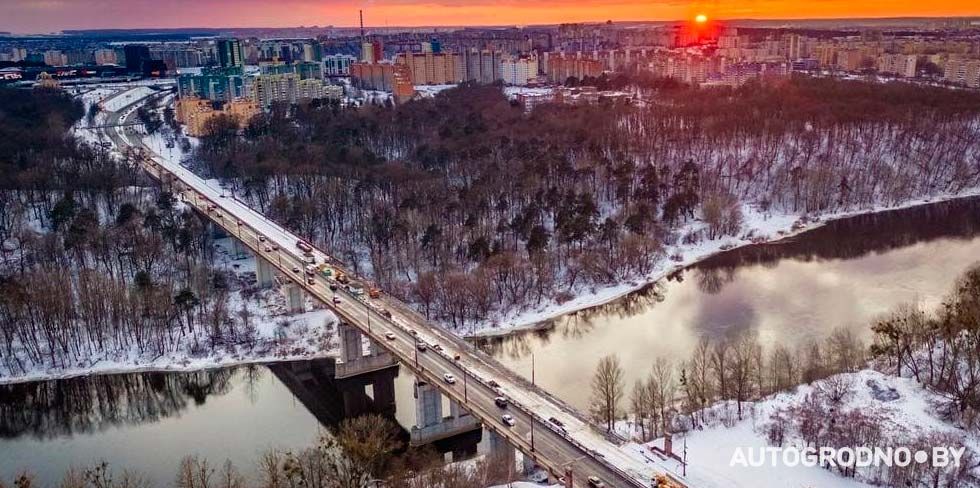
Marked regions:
[462,49,503,84]
[216,38,244,68]
[94,49,118,65]
[252,73,341,108]
[877,53,918,78]
[500,54,539,86]
[361,40,383,63]
[178,66,246,102]
[943,58,980,88]
[259,61,323,80]
[42,50,68,67]
[124,45,151,73]
[8,47,27,62]
[396,52,463,85]
[350,62,415,102]
[545,54,603,83]
[324,54,357,76]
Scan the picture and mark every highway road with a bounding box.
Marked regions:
[95,86,690,488]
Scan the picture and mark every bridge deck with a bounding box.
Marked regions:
[98,86,696,488]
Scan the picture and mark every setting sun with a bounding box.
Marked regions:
[695,13,708,23]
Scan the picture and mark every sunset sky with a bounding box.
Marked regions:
[1,0,978,34]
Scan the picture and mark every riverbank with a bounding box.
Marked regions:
[5,83,977,386]
[468,187,980,339]
[616,367,980,488]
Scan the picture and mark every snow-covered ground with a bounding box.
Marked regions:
[0,84,342,386]
[503,86,555,99]
[617,369,980,488]
[0,230,341,386]
[414,84,457,97]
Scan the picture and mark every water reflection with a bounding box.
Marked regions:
[0,360,484,486]
[0,368,235,440]
[481,196,980,409]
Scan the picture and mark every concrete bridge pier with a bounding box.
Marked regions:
[231,238,247,260]
[207,221,228,240]
[410,379,481,446]
[481,427,517,469]
[284,283,305,313]
[256,258,275,288]
[335,322,397,379]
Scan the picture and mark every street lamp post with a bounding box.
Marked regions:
[414,335,419,368]
[531,416,535,452]
[532,353,535,386]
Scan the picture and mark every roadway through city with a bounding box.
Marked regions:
[94,85,692,488]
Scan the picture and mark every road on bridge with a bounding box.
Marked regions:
[94,86,692,488]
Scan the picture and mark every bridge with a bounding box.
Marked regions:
[93,86,693,488]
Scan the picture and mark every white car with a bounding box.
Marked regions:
[385,332,396,341]
[442,373,456,384]
[501,414,516,427]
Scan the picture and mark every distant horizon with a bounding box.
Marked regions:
[2,0,978,36]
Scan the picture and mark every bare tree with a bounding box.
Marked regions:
[590,354,626,432]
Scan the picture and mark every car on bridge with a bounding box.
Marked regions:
[501,414,516,427]
[548,417,566,430]
[587,476,606,488]
[442,373,456,384]
[494,396,508,408]
[385,332,396,341]
[346,284,365,296]
[416,342,427,352]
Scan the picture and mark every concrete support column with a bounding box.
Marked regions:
[284,284,305,314]
[414,380,443,428]
[371,370,397,416]
[256,258,275,288]
[208,221,228,240]
[449,399,470,419]
[481,428,517,469]
[339,323,363,364]
[231,238,247,260]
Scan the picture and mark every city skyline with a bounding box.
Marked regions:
[1,0,979,34]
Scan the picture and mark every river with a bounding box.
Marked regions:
[480,196,980,409]
[3,196,979,484]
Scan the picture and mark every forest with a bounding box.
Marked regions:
[191,76,980,331]
[0,87,266,377]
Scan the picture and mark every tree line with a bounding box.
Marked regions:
[0,86,262,377]
[189,76,980,331]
